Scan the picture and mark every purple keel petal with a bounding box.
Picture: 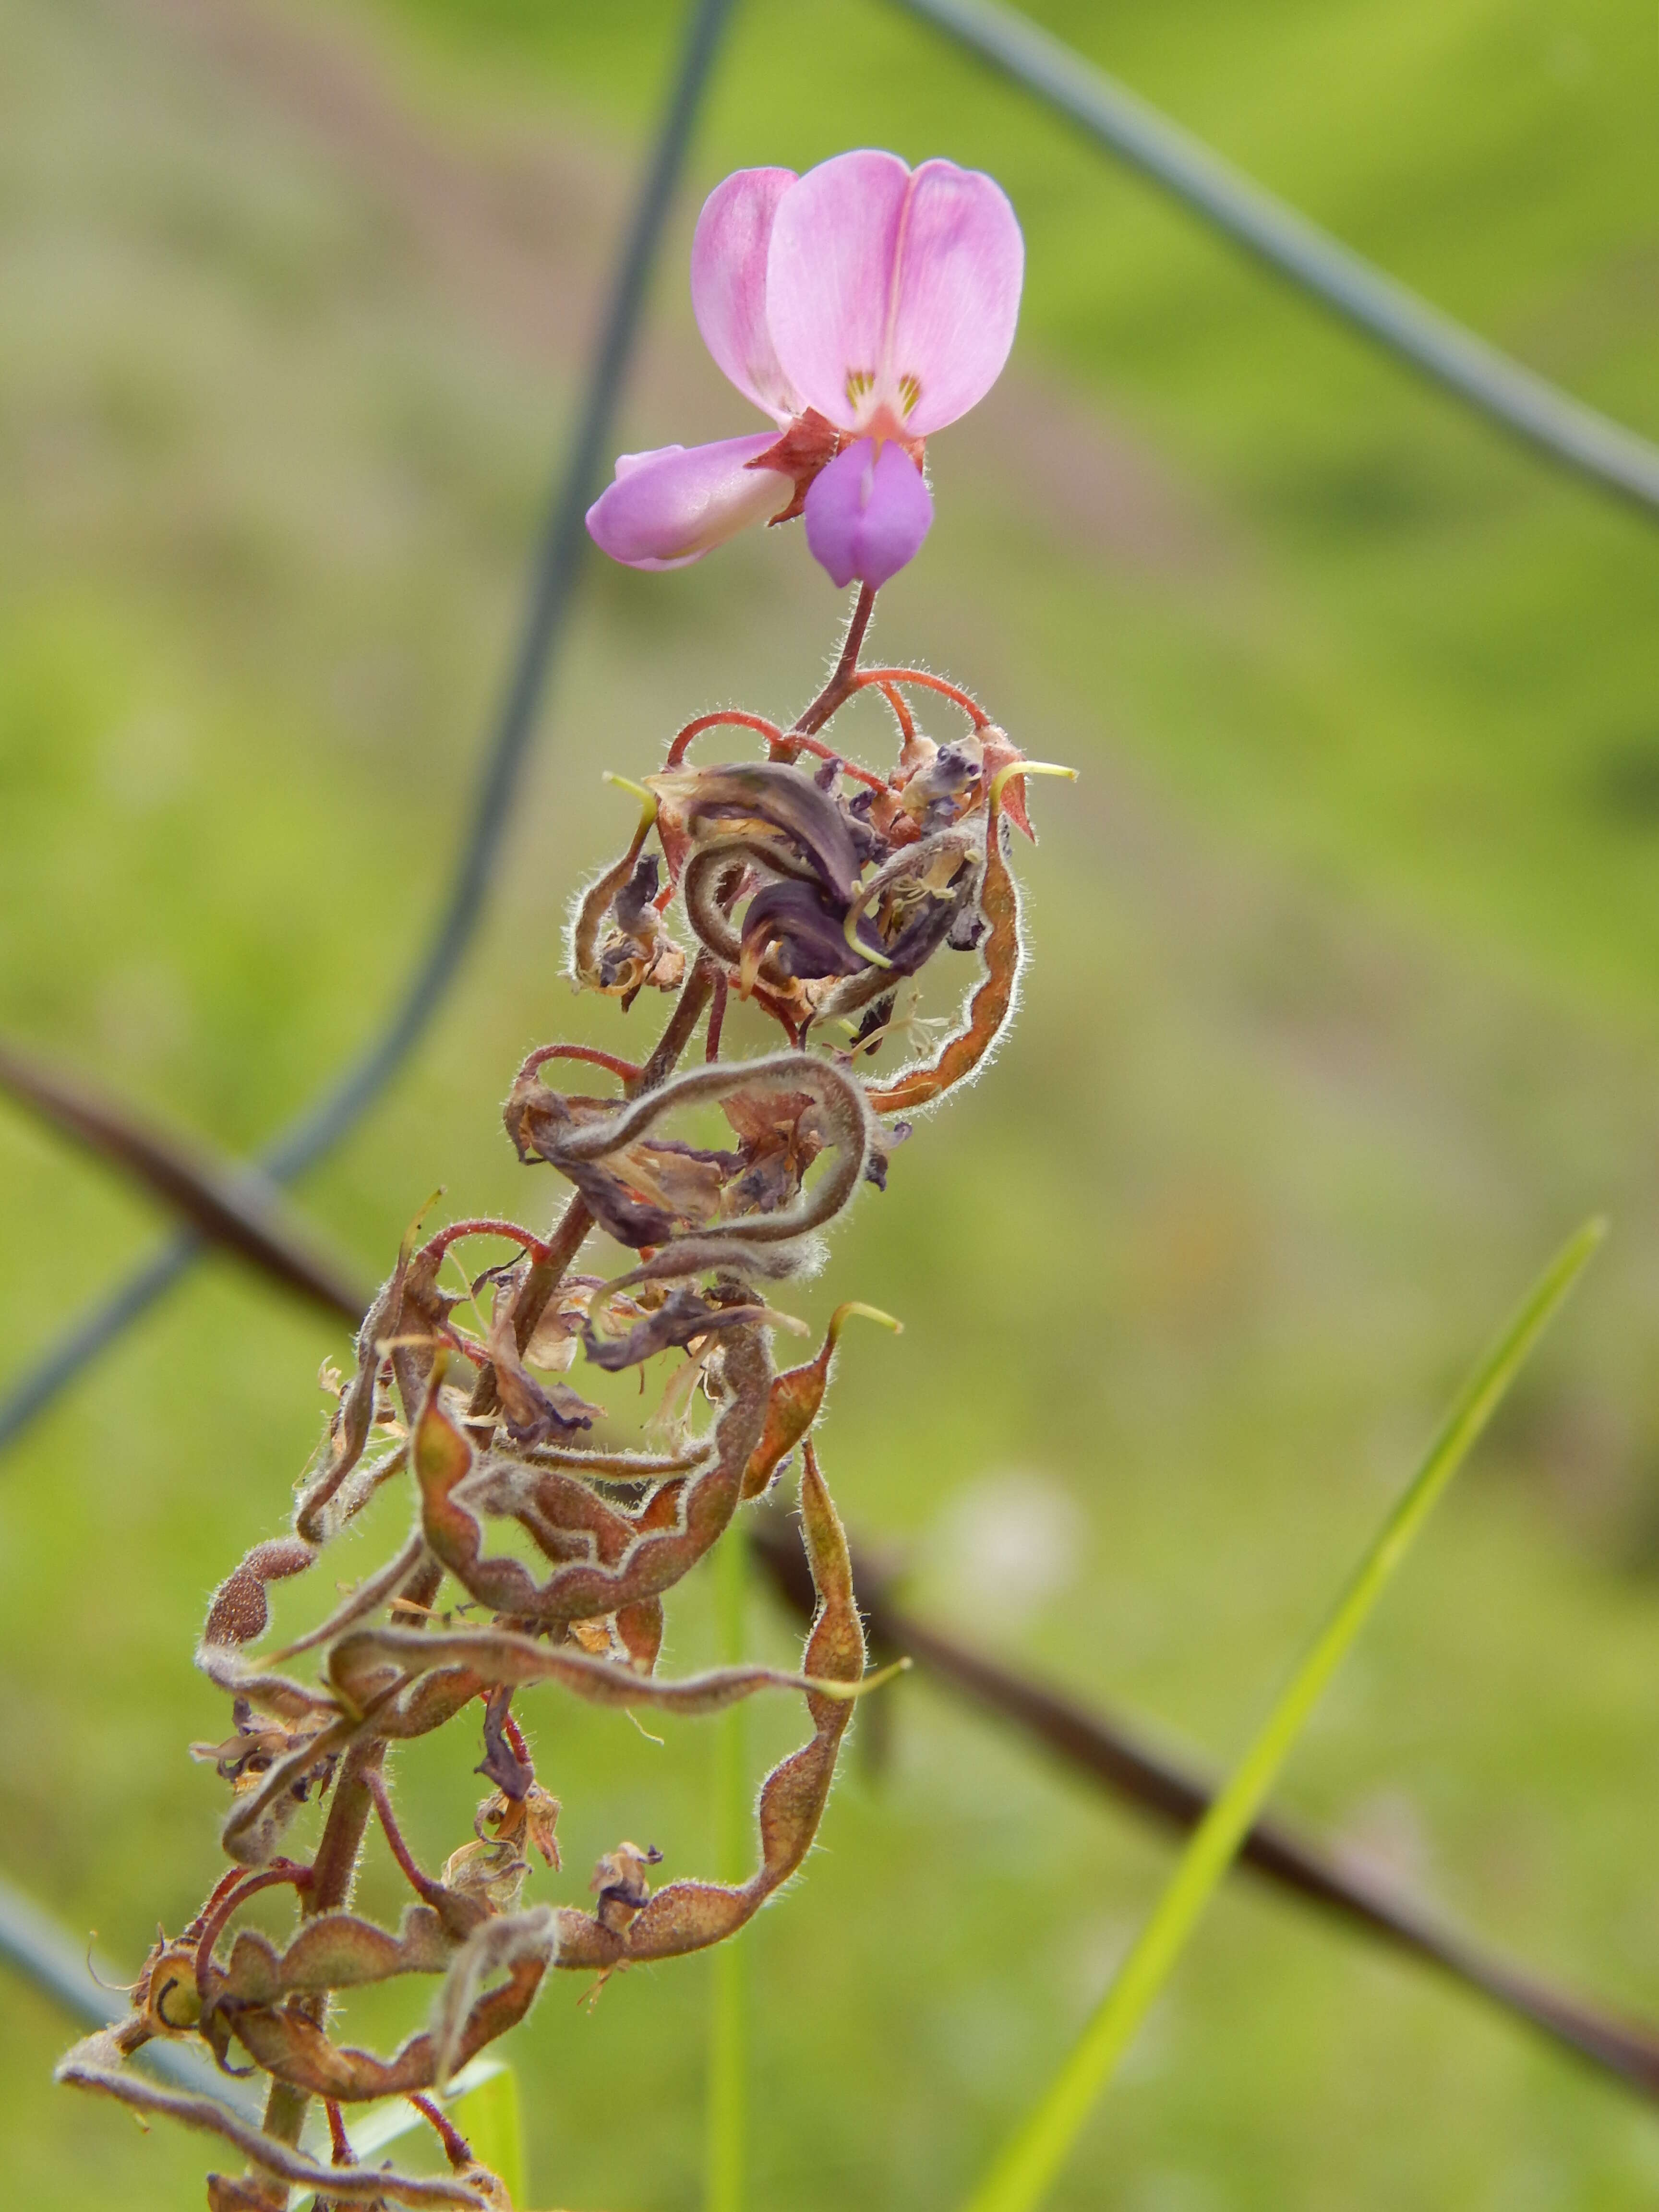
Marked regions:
[691,168,801,422]
[802,439,933,590]
[885,160,1023,434]
[767,150,912,431]
[586,435,793,570]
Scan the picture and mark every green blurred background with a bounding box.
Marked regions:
[4,0,1659,2203]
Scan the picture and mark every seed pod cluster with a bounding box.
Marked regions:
[59,614,1063,2209]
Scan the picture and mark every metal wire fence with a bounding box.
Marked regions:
[6,0,1659,2128]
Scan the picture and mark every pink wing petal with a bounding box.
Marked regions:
[691,168,801,421]
[767,150,913,431]
[885,160,1023,434]
[585,436,792,571]
[802,439,934,589]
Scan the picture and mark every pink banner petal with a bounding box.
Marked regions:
[767,150,913,431]
[768,151,1022,439]
[586,435,793,571]
[691,168,801,422]
[802,438,934,589]
[885,160,1023,435]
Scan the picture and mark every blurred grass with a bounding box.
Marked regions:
[3,0,1659,2207]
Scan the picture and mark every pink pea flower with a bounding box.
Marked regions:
[585,150,1023,590]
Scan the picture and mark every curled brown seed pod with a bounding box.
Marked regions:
[327,1621,892,1723]
[513,1440,706,1480]
[742,1300,902,1499]
[540,1051,872,1252]
[56,2035,492,2205]
[230,1943,553,2103]
[551,1438,867,1974]
[203,1906,456,2012]
[865,762,1074,1119]
[412,1332,771,1626]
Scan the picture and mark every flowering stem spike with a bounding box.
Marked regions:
[63,145,1047,2212]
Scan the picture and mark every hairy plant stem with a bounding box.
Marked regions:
[786,583,877,743]
[367,1767,448,1908]
[256,1739,386,2170]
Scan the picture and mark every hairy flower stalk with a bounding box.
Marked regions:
[60,153,1063,2210]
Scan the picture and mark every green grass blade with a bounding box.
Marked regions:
[705,1522,750,2212]
[962,1218,1604,2212]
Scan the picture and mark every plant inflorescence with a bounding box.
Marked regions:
[57,567,1067,2206]
[57,144,1058,2209]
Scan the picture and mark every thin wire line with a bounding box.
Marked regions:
[0,0,738,1457]
[890,0,1659,515]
